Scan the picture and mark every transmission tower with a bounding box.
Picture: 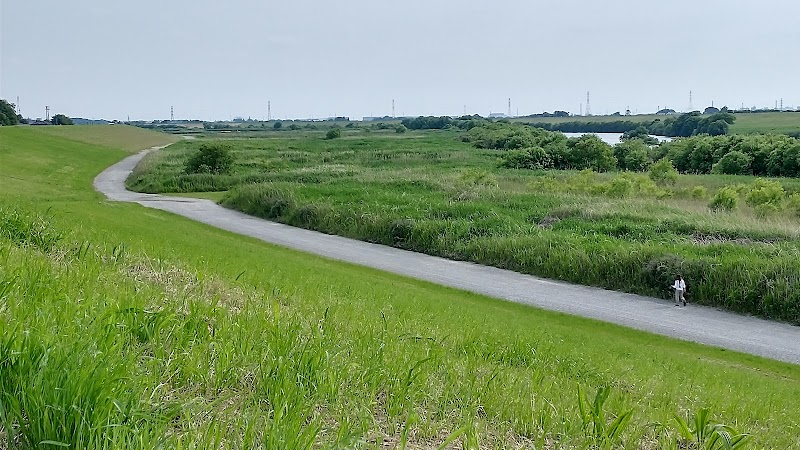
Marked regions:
[392,99,395,118]
[170,106,174,121]
[268,101,271,121]
[508,98,512,117]
[16,96,20,114]
[585,92,591,116]
[45,106,50,122]
[688,91,693,112]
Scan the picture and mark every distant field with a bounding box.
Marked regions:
[514,112,800,135]
[728,112,800,134]
[3,121,800,449]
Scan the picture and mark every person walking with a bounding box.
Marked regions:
[678,275,687,305]
[672,275,685,306]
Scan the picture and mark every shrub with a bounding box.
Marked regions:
[788,193,800,216]
[325,128,341,140]
[744,178,784,210]
[606,175,634,198]
[712,151,752,175]
[185,142,234,175]
[499,146,551,170]
[691,186,708,199]
[273,121,282,129]
[395,124,407,134]
[709,187,739,211]
[649,158,678,185]
[567,135,617,171]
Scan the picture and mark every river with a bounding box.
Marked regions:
[562,132,671,145]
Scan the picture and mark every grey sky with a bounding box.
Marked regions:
[2,0,798,121]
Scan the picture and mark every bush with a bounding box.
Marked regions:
[499,147,551,170]
[691,186,708,199]
[567,135,617,171]
[185,142,234,175]
[712,151,752,175]
[788,193,800,216]
[745,178,784,210]
[649,158,678,185]
[709,187,739,211]
[606,175,634,198]
[273,121,283,130]
[325,128,341,140]
[395,124,407,134]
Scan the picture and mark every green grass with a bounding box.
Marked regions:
[728,112,800,135]
[129,132,800,324]
[2,126,800,449]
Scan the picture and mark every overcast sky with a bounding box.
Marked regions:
[2,0,798,121]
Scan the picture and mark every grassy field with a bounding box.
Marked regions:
[129,131,800,324]
[2,127,800,448]
[512,112,800,135]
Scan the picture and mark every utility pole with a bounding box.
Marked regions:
[45,106,50,122]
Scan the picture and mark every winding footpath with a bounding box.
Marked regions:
[95,148,800,365]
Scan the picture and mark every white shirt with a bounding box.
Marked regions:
[679,279,686,291]
[672,280,683,290]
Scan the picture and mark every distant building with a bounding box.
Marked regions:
[488,112,508,119]
[656,108,677,115]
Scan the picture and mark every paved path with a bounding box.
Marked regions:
[95,149,800,365]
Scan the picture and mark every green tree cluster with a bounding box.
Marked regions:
[51,114,73,125]
[0,99,20,126]
[662,133,800,176]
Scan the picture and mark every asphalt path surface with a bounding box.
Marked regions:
[95,148,800,365]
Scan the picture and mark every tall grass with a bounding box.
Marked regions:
[4,127,800,448]
[128,133,800,323]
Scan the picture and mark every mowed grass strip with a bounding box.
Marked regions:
[1,126,799,448]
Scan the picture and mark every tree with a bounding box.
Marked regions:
[0,99,20,126]
[273,121,282,129]
[614,139,651,171]
[621,126,658,145]
[395,124,407,134]
[51,114,73,125]
[712,151,752,175]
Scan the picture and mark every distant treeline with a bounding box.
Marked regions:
[401,111,736,137]
[466,122,800,177]
[529,112,736,137]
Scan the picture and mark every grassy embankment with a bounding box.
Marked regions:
[129,132,800,324]
[512,112,800,135]
[2,126,800,448]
